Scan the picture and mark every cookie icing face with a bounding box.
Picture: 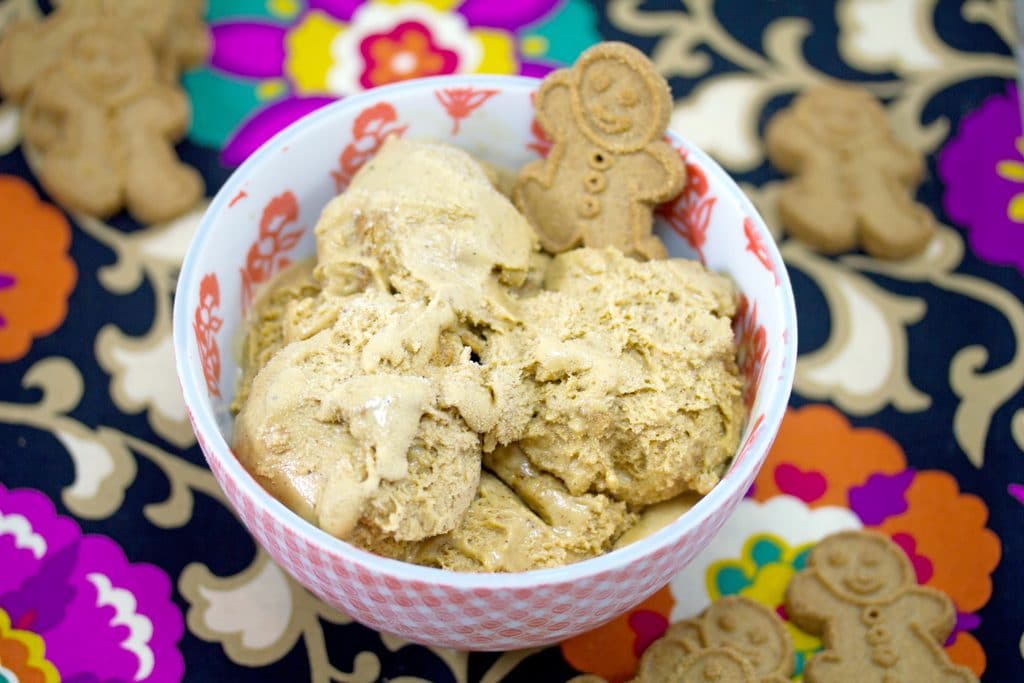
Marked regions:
[66,29,155,106]
[798,88,882,143]
[813,533,911,603]
[573,51,665,152]
[702,600,789,676]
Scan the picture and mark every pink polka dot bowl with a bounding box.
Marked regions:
[173,74,797,651]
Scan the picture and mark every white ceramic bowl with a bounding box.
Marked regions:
[173,74,797,651]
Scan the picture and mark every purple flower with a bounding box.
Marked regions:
[186,0,602,165]
[0,484,184,682]
[939,82,1024,274]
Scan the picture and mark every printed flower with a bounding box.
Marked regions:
[240,192,303,314]
[751,404,905,506]
[0,483,185,681]
[939,82,1024,275]
[0,176,77,362]
[562,497,860,682]
[743,216,778,286]
[0,610,59,683]
[734,294,767,410]
[707,534,822,676]
[565,405,1001,680]
[193,274,224,398]
[361,21,457,87]
[657,149,715,263]
[561,586,675,683]
[186,0,602,165]
[752,404,999,676]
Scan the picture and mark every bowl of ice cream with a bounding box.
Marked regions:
[173,68,797,650]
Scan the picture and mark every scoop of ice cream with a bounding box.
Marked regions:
[313,137,539,329]
[483,445,636,557]
[231,259,320,412]
[234,290,488,541]
[483,247,744,504]
[350,446,637,571]
[359,472,571,572]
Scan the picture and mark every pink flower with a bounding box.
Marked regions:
[0,484,184,682]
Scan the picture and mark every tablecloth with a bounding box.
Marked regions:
[0,0,1021,681]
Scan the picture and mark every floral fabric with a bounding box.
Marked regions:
[0,1,1021,681]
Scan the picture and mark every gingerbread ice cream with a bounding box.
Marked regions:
[231,49,745,571]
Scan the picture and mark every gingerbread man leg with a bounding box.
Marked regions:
[801,650,861,683]
[39,150,122,218]
[856,175,935,259]
[514,167,584,252]
[118,91,204,224]
[777,175,858,254]
[123,146,203,224]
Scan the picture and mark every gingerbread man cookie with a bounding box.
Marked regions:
[765,84,935,259]
[785,530,977,683]
[513,42,685,260]
[63,0,211,81]
[636,645,758,683]
[631,596,794,683]
[0,3,101,102]
[17,20,203,222]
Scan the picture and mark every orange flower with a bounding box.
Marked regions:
[360,21,458,89]
[751,404,999,676]
[752,404,906,506]
[0,176,77,362]
[561,586,675,682]
[0,609,59,683]
[878,470,1000,613]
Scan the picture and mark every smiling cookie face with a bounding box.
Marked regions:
[700,597,792,678]
[811,532,913,603]
[571,42,671,153]
[65,27,156,106]
[796,85,887,146]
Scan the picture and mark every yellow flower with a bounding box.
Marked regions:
[995,136,1024,222]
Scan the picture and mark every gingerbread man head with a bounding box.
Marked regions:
[808,530,914,605]
[555,41,672,154]
[59,26,157,107]
[699,597,794,679]
[515,42,682,258]
[91,0,175,47]
[786,84,887,148]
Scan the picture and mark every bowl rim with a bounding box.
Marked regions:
[173,73,798,590]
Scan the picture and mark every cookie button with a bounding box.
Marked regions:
[866,624,890,645]
[861,606,883,625]
[583,170,607,194]
[588,149,613,170]
[872,645,899,668]
[577,195,602,218]
[702,660,723,681]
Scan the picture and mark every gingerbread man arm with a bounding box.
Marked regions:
[632,140,686,204]
[21,69,81,151]
[0,18,61,101]
[516,69,574,193]
[784,571,841,637]
[118,83,190,139]
[897,587,957,643]
[861,140,924,186]
[764,108,824,175]
[661,618,704,652]
[533,69,574,143]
